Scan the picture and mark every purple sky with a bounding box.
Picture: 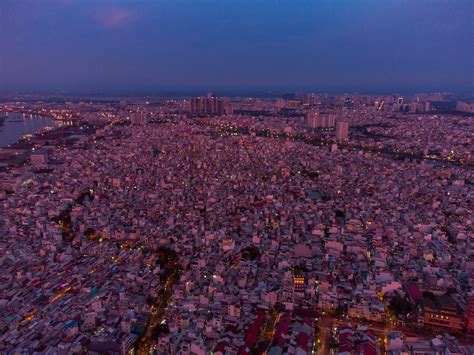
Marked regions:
[1,0,472,94]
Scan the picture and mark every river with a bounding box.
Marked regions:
[0,112,58,147]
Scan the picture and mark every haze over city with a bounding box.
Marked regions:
[0,1,473,354]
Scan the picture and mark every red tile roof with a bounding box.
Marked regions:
[406,283,422,303]
[238,309,266,354]
[214,341,229,354]
[296,332,310,351]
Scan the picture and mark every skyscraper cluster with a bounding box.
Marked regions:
[307,112,336,128]
[189,94,233,115]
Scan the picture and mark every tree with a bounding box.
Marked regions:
[389,294,412,317]
[242,246,261,260]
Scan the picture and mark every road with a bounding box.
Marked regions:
[315,313,444,354]
[317,316,332,355]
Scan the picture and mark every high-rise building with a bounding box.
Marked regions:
[426,101,457,112]
[130,112,147,125]
[410,102,418,113]
[429,93,443,101]
[343,97,352,109]
[190,96,232,115]
[275,99,285,109]
[456,101,474,113]
[297,92,309,104]
[335,121,349,141]
[307,112,336,128]
[374,101,380,111]
[415,93,429,102]
[397,97,405,112]
[385,95,396,104]
[297,92,316,105]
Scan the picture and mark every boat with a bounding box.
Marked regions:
[37,126,54,134]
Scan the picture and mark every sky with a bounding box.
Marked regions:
[0,0,472,95]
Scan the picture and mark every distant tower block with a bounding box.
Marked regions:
[343,97,352,109]
[131,112,147,125]
[307,112,336,128]
[335,121,349,141]
[190,96,232,116]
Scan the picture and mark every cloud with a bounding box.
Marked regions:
[53,1,138,29]
[94,7,137,29]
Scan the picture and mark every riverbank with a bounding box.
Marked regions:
[0,112,61,147]
[0,121,92,169]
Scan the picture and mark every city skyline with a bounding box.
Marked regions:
[0,0,474,353]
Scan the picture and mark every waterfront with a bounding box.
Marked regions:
[0,112,57,147]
